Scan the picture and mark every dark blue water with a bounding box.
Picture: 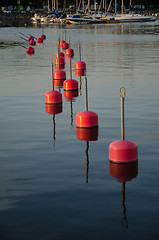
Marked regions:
[0,21,159,240]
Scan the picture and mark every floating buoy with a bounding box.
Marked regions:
[41,34,46,40]
[55,52,65,58]
[26,46,35,54]
[37,37,43,43]
[63,55,78,91]
[76,76,98,128]
[60,40,65,46]
[53,69,66,89]
[65,48,74,57]
[76,127,98,141]
[64,90,78,102]
[45,103,62,115]
[54,56,65,68]
[62,42,69,50]
[28,35,34,41]
[109,87,138,164]
[29,39,36,46]
[75,61,86,70]
[45,62,63,104]
[109,161,138,182]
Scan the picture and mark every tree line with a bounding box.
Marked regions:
[0,0,159,11]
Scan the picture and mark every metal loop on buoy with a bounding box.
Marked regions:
[120,87,126,99]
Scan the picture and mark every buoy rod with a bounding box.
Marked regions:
[20,36,28,41]
[65,30,66,42]
[58,36,60,70]
[69,55,72,79]
[69,32,70,45]
[84,76,88,111]
[120,87,126,141]
[19,44,27,49]
[85,141,89,184]
[19,32,28,38]
[79,41,81,61]
[51,61,54,90]
[121,182,128,230]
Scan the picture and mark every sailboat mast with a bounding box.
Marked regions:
[121,0,124,14]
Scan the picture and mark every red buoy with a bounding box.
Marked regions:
[45,90,62,105]
[55,52,65,59]
[60,40,65,47]
[26,46,35,55]
[109,140,138,163]
[45,103,62,115]
[29,39,36,46]
[41,34,46,40]
[75,69,86,77]
[53,70,66,81]
[76,111,98,128]
[76,127,98,141]
[54,56,65,69]
[75,61,86,70]
[63,79,78,91]
[37,37,43,43]
[62,42,69,50]
[28,36,34,41]
[109,161,138,182]
[65,48,74,57]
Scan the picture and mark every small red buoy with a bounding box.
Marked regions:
[53,70,66,81]
[60,40,65,47]
[75,69,86,77]
[26,46,34,54]
[75,61,86,70]
[63,79,78,91]
[45,103,62,115]
[41,34,46,40]
[76,127,98,141]
[29,39,36,46]
[45,90,62,105]
[55,52,65,59]
[109,140,138,163]
[76,111,98,128]
[28,36,34,41]
[65,48,74,57]
[62,42,69,50]
[37,37,43,43]
[109,161,138,182]
[54,56,65,68]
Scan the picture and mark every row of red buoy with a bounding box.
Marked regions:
[19,31,46,55]
[44,31,138,171]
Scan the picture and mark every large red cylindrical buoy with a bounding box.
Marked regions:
[65,48,74,57]
[76,111,98,128]
[45,103,62,115]
[29,39,36,46]
[28,36,34,41]
[75,69,86,77]
[45,90,62,105]
[64,90,78,102]
[63,79,78,91]
[37,37,43,43]
[109,140,138,164]
[76,127,98,141]
[109,161,138,182]
[55,52,65,59]
[75,61,86,70]
[60,40,65,47]
[62,42,69,50]
[53,70,66,81]
[41,34,46,40]
[26,46,35,54]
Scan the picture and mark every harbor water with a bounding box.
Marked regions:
[0,21,159,239]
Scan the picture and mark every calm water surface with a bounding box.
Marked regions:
[0,21,159,240]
